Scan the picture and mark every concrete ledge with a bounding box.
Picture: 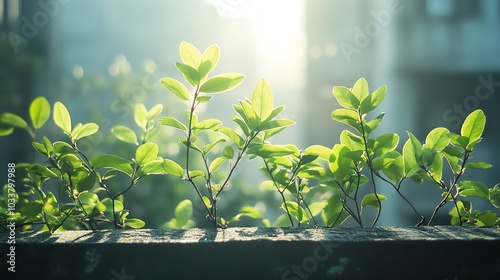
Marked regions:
[2,226,500,279]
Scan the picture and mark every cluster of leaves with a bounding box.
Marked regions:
[159,42,293,228]
[1,42,499,232]
[257,78,500,227]
[0,98,170,231]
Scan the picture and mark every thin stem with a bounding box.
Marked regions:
[358,111,381,227]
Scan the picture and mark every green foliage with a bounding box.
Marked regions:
[1,42,498,233]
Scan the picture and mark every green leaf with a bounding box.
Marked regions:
[175,199,193,227]
[364,113,385,135]
[203,138,226,154]
[136,143,159,166]
[71,123,99,140]
[465,162,493,169]
[179,41,202,69]
[282,201,308,223]
[0,113,29,130]
[322,195,350,226]
[427,153,443,182]
[373,133,399,157]
[475,212,499,226]
[255,119,295,132]
[200,73,245,94]
[383,155,404,184]
[231,115,250,136]
[125,218,145,229]
[76,173,97,193]
[489,185,500,208]
[32,141,48,156]
[199,44,220,78]
[304,145,332,160]
[403,132,422,175]
[449,133,469,149]
[424,127,450,152]
[209,157,227,173]
[340,130,364,152]
[240,206,263,219]
[147,104,163,120]
[27,163,59,178]
[458,181,490,200]
[29,97,51,129]
[239,100,259,129]
[361,193,387,209]
[134,103,148,131]
[251,79,273,121]
[111,125,138,145]
[196,95,213,104]
[360,85,386,114]
[329,144,352,180]
[219,127,245,149]
[101,198,124,212]
[161,77,191,101]
[351,78,369,103]
[176,62,201,87]
[53,102,72,135]
[159,117,187,131]
[163,159,184,177]
[0,124,14,136]
[192,119,222,133]
[332,86,359,110]
[331,109,361,133]
[247,144,295,158]
[461,109,486,143]
[138,161,168,176]
[20,202,44,220]
[43,192,59,216]
[223,146,235,159]
[90,154,133,176]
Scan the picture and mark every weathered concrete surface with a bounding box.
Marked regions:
[2,226,500,279]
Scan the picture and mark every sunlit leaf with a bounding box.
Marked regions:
[465,162,493,170]
[361,193,387,209]
[209,157,227,173]
[111,125,138,145]
[163,159,184,177]
[124,218,145,228]
[179,41,202,69]
[147,104,163,120]
[351,78,369,102]
[161,77,191,101]
[199,44,220,78]
[304,145,331,160]
[360,85,386,114]
[176,62,201,87]
[72,123,99,141]
[424,127,450,152]
[331,109,361,133]
[200,73,244,94]
[333,86,359,110]
[458,181,490,200]
[53,102,72,134]
[255,119,295,132]
[175,199,193,227]
[90,154,133,176]
[219,127,245,149]
[29,97,51,129]
[252,79,273,121]
[136,143,159,166]
[461,109,486,144]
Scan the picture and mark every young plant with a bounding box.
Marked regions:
[159,42,294,228]
[0,99,168,231]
